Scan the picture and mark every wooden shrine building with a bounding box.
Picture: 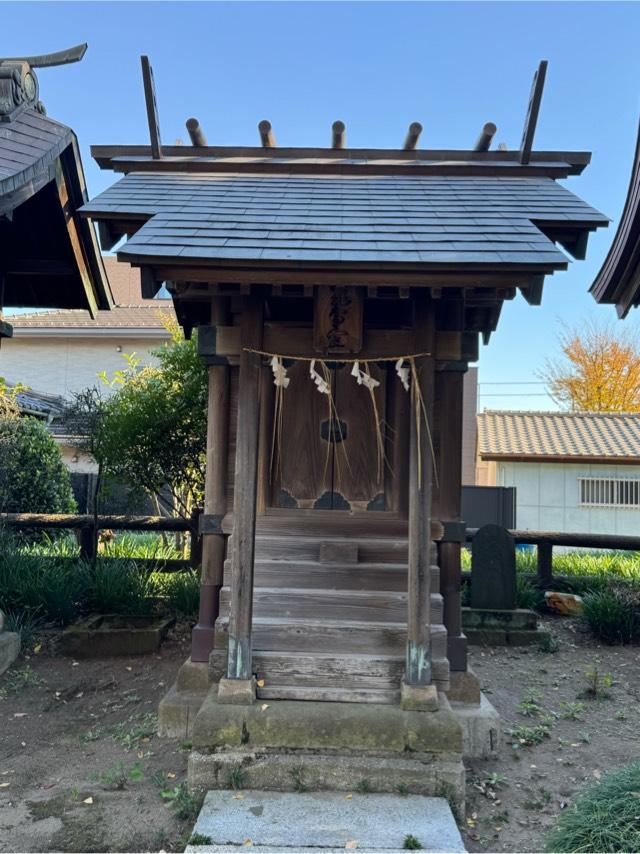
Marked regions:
[80,58,607,795]
[0,45,111,341]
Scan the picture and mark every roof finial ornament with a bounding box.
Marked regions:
[403,122,423,151]
[519,60,548,165]
[474,122,497,152]
[0,43,87,122]
[332,120,346,149]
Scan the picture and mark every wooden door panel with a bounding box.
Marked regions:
[275,361,332,507]
[333,364,387,508]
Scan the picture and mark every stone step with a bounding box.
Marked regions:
[186,790,466,853]
[213,617,448,657]
[223,559,439,592]
[218,586,443,624]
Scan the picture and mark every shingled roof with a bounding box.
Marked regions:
[477,411,640,462]
[80,173,607,272]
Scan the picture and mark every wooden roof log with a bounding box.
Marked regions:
[520,60,548,165]
[474,122,497,152]
[403,122,423,151]
[140,56,162,160]
[258,120,276,148]
[332,120,346,149]
[186,117,207,147]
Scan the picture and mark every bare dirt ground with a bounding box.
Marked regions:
[465,616,640,853]
[1,616,639,853]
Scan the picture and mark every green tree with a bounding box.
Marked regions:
[86,322,208,521]
[0,416,76,514]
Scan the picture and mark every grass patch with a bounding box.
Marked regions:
[546,761,640,852]
[0,665,43,698]
[153,570,200,616]
[403,834,423,850]
[581,588,640,644]
[160,783,203,821]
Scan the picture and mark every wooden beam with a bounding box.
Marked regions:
[258,120,276,148]
[332,121,346,149]
[403,122,423,151]
[520,60,548,165]
[192,298,230,662]
[474,122,497,152]
[140,55,163,160]
[405,292,435,686]
[227,294,264,681]
[186,117,207,147]
[434,367,467,671]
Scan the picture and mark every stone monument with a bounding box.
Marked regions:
[0,611,20,675]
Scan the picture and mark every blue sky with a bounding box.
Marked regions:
[4,1,640,409]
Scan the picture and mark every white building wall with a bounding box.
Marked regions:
[496,461,640,535]
[0,336,167,398]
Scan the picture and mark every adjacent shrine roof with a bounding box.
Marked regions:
[0,44,111,319]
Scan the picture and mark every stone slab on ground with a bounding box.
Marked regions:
[186,790,466,853]
[61,614,175,657]
[0,631,20,675]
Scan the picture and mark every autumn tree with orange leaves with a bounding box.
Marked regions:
[541,320,640,412]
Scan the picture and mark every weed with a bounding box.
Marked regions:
[81,726,105,743]
[538,632,560,654]
[507,723,551,748]
[581,667,613,700]
[356,778,371,794]
[516,576,545,611]
[403,834,423,850]
[614,709,626,721]
[81,559,155,616]
[70,787,80,801]
[559,702,585,721]
[188,834,213,846]
[227,766,247,791]
[112,712,157,750]
[93,760,144,791]
[546,761,640,852]
[396,784,409,796]
[3,608,42,650]
[180,740,193,751]
[161,783,203,821]
[484,772,509,790]
[581,588,640,644]
[0,665,43,698]
[435,781,460,822]
[578,731,591,744]
[153,571,200,616]
[290,766,308,793]
[517,688,545,718]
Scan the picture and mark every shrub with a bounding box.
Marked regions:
[0,416,76,515]
[546,762,640,852]
[152,570,200,616]
[516,576,545,611]
[81,560,155,616]
[581,587,640,644]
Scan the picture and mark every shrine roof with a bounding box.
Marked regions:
[80,172,607,272]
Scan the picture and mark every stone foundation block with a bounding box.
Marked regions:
[463,607,537,630]
[192,686,462,754]
[401,682,439,712]
[446,668,481,705]
[217,676,256,705]
[449,693,501,759]
[187,750,466,820]
[158,682,208,739]
[177,658,212,692]
[0,632,20,676]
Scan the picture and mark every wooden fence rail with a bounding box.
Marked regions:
[0,511,201,567]
[466,527,640,587]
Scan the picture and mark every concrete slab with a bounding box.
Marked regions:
[187,789,466,853]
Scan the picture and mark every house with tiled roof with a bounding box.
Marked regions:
[476,410,640,534]
[1,256,175,482]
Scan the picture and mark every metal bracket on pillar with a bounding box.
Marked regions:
[197,325,229,366]
[199,513,224,535]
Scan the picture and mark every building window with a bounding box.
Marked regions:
[579,477,640,508]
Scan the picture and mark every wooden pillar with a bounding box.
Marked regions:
[191,297,230,662]
[435,365,468,671]
[403,293,437,708]
[223,293,264,693]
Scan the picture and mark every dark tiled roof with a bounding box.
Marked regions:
[80,173,607,269]
[477,411,640,461]
[0,108,71,195]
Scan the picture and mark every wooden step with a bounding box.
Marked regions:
[211,648,449,687]
[253,535,412,565]
[257,685,401,704]
[255,511,408,539]
[219,586,443,624]
[214,616,448,657]
[222,560,439,592]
